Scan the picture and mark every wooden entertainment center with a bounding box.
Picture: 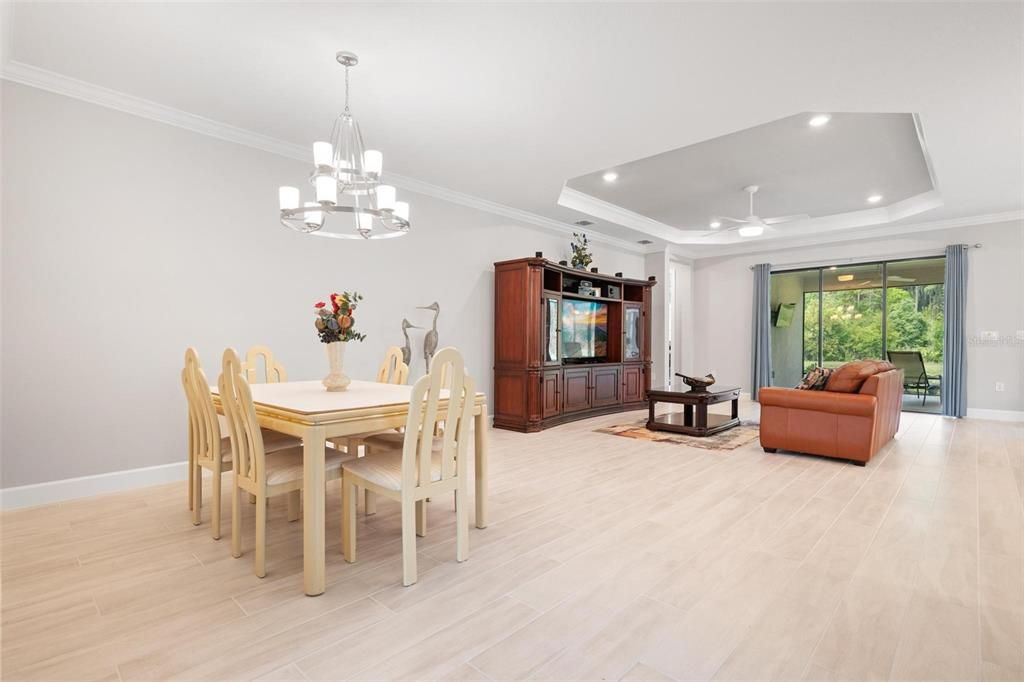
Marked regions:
[492,256,656,432]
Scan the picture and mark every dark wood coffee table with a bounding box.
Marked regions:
[646,383,741,437]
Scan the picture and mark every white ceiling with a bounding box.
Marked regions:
[568,112,932,224]
[4,2,1022,255]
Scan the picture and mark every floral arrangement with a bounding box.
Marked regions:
[570,232,593,269]
[314,292,366,344]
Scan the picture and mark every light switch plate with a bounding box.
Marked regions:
[980,330,999,342]
[995,382,1005,392]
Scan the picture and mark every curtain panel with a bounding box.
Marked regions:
[751,263,772,400]
[942,245,968,417]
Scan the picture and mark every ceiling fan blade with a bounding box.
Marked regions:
[698,223,744,239]
[763,214,810,225]
[719,216,748,224]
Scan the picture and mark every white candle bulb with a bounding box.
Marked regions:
[358,212,374,231]
[376,185,396,210]
[278,186,300,210]
[363,149,383,175]
[394,201,410,221]
[313,141,333,167]
[315,175,337,204]
[304,201,323,227]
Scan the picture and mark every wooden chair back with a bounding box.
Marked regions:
[243,345,287,384]
[218,363,267,490]
[376,346,410,385]
[183,347,221,465]
[401,347,475,492]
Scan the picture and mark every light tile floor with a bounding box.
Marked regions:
[1,404,1021,681]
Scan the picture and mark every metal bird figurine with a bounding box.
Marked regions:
[417,302,441,371]
[400,318,421,366]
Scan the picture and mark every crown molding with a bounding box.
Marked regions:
[0,59,646,255]
[558,185,681,243]
[684,209,1024,260]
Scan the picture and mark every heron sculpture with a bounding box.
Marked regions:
[417,302,440,370]
[400,318,421,367]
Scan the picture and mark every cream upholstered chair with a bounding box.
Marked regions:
[219,363,354,578]
[342,347,475,586]
[242,345,288,384]
[333,346,410,514]
[181,348,299,539]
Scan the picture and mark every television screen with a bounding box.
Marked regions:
[561,300,608,361]
[775,302,795,328]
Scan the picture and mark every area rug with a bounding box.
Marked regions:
[595,419,761,451]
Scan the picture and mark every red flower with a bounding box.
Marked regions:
[314,301,326,309]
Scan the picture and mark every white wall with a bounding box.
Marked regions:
[0,82,645,488]
[691,219,1024,413]
[669,259,694,379]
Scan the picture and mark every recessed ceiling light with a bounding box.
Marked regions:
[637,239,653,245]
[573,219,594,226]
[808,114,831,127]
[837,274,854,282]
[829,266,837,270]
[710,220,722,229]
[867,194,883,204]
[602,171,618,182]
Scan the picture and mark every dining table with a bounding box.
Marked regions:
[211,379,489,596]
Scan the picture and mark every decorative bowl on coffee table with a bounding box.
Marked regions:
[676,373,716,393]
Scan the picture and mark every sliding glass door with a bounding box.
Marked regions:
[820,263,885,367]
[770,256,945,413]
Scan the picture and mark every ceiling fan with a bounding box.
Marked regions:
[709,185,809,237]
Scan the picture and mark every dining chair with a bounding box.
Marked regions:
[181,348,300,539]
[341,347,475,586]
[333,345,410,515]
[242,345,288,384]
[219,364,354,578]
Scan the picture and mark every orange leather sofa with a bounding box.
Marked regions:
[758,361,904,465]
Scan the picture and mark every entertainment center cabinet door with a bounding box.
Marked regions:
[541,369,562,419]
[591,365,622,407]
[622,365,643,403]
[562,367,592,413]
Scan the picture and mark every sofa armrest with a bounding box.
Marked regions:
[758,387,877,417]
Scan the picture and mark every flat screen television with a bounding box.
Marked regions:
[561,299,608,362]
[774,302,796,328]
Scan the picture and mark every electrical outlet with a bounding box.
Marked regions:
[995,382,1005,392]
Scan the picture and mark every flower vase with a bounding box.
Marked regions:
[322,341,351,392]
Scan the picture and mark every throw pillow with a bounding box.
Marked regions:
[796,367,833,390]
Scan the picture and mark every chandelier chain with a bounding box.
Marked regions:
[344,65,350,113]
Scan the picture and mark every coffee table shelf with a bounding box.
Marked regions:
[646,384,741,437]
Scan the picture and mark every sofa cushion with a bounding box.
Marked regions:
[796,367,833,390]
[825,360,895,393]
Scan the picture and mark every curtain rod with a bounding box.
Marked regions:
[748,244,982,271]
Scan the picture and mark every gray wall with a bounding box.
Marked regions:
[0,82,644,487]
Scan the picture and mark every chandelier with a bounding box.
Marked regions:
[278,51,410,239]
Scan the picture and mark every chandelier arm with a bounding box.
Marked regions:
[280,205,409,231]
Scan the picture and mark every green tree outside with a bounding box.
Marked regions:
[803,284,944,375]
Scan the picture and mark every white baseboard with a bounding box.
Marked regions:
[1,461,189,511]
[966,408,1024,422]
